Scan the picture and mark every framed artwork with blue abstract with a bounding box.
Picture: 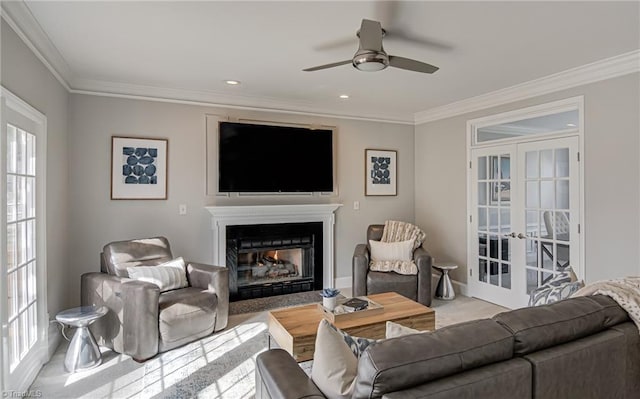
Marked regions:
[111,136,168,199]
[365,149,397,196]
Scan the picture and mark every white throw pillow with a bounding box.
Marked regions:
[311,319,359,399]
[127,257,188,292]
[385,321,431,338]
[369,239,414,262]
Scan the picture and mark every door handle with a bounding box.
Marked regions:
[517,233,526,239]
[504,232,517,238]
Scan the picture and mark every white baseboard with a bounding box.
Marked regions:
[334,276,352,290]
[431,273,469,297]
[48,321,62,358]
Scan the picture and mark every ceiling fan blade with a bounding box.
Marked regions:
[303,60,352,72]
[386,29,453,52]
[388,55,439,74]
[359,19,383,51]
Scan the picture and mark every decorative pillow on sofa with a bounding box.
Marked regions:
[385,321,431,338]
[311,319,376,399]
[126,257,188,293]
[529,269,584,306]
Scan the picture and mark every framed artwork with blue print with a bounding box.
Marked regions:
[365,149,397,196]
[111,136,168,200]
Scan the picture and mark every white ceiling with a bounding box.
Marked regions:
[14,1,640,122]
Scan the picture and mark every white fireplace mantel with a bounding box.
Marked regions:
[205,204,343,288]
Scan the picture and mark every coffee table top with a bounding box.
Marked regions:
[269,292,434,337]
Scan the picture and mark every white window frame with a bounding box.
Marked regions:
[0,86,48,393]
[466,96,585,281]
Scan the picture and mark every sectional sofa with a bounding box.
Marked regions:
[255,295,639,398]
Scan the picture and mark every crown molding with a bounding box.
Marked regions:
[1,1,73,91]
[414,50,640,125]
[69,79,415,124]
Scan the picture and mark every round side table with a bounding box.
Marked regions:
[56,306,108,373]
[433,263,458,300]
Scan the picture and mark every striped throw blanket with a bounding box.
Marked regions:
[369,220,426,275]
[572,277,640,333]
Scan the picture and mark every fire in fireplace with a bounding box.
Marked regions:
[226,222,323,300]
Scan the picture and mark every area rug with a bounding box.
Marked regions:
[229,290,325,315]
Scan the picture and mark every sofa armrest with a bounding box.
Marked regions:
[414,247,433,306]
[256,349,325,399]
[81,272,160,361]
[187,262,229,331]
[352,244,370,297]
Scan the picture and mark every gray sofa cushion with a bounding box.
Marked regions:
[383,358,532,399]
[584,295,630,327]
[103,236,173,277]
[523,329,626,399]
[353,319,513,399]
[366,271,418,299]
[158,287,217,344]
[493,296,615,355]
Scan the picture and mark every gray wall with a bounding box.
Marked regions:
[1,22,70,316]
[67,94,415,304]
[415,73,640,285]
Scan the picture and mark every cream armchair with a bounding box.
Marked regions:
[81,237,229,361]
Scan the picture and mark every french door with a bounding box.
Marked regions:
[1,89,47,392]
[469,136,580,308]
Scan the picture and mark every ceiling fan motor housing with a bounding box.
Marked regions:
[352,50,389,71]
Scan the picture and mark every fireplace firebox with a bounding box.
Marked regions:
[226,222,323,301]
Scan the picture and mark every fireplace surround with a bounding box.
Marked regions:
[206,204,342,298]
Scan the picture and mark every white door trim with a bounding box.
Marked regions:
[466,96,585,305]
[0,86,48,393]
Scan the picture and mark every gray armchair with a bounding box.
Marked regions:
[353,225,432,306]
[81,237,229,361]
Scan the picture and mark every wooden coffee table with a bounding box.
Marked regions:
[268,292,435,362]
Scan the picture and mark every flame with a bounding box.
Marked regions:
[274,251,278,261]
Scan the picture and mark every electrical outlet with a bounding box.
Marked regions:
[353,201,360,210]
[179,204,187,215]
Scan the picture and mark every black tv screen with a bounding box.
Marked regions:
[218,122,334,192]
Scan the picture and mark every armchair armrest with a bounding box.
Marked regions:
[81,272,160,361]
[256,349,325,399]
[352,244,370,297]
[414,247,433,306]
[187,262,229,331]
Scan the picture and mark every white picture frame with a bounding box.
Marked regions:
[365,149,397,196]
[111,136,168,200]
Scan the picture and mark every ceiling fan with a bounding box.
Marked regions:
[303,19,439,74]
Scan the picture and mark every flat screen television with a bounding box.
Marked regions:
[218,122,334,193]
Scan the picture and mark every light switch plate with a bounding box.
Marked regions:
[353,201,360,210]
[179,204,187,215]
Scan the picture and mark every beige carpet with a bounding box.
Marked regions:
[29,295,506,398]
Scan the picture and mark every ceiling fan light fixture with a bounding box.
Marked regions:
[352,51,389,71]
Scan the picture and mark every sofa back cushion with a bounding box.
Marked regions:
[352,319,513,399]
[493,295,627,356]
[103,237,173,277]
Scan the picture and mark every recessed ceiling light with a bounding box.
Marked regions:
[339,94,349,99]
[225,80,241,85]
[566,123,577,127]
